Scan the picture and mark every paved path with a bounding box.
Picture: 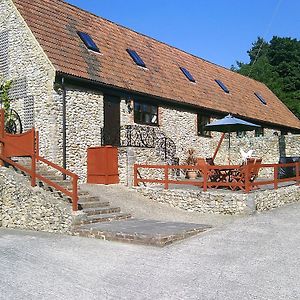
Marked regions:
[1,202,300,299]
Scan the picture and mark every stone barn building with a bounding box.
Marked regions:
[1,0,300,184]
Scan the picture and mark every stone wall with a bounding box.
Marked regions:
[135,184,300,215]
[65,88,104,181]
[0,0,56,160]
[0,167,73,233]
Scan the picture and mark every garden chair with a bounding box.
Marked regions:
[196,157,224,186]
[230,158,262,191]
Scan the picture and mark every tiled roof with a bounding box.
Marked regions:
[13,0,300,130]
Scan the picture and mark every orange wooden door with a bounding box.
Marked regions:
[87,146,119,184]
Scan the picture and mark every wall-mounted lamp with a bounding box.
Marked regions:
[125,97,133,113]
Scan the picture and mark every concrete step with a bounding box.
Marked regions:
[83,206,121,216]
[78,201,110,209]
[80,213,132,225]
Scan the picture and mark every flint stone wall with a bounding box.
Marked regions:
[135,184,300,215]
[0,0,56,160]
[0,167,73,233]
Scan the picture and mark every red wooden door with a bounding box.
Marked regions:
[87,146,119,184]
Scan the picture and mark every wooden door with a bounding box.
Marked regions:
[103,94,120,146]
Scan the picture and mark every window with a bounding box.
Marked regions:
[236,131,246,138]
[134,101,158,125]
[197,114,211,137]
[126,49,146,68]
[215,79,229,93]
[254,92,267,105]
[255,127,264,137]
[180,67,196,82]
[77,31,100,52]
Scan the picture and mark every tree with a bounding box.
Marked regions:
[233,36,300,119]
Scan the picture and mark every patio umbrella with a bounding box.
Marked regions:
[205,114,261,163]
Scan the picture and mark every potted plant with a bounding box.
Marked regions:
[185,148,198,179]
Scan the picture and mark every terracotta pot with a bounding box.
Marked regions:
[187,170,197,180]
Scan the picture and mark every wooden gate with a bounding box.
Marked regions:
[87,146,119,184]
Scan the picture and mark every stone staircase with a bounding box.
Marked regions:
[9,158,132,226]
[6,158,211,246]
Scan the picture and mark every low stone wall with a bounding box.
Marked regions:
[0,167,74,233]
[253,185,300,212]
[135,184,300,215]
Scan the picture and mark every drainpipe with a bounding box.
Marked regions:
[62,77,67,180]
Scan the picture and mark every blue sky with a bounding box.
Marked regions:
[65,0,300,68]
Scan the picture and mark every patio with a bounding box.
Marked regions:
[133,160,300,215]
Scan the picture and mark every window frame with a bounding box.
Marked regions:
[236,130,246,138]
[180,67,196,82]
[133,100,159,126]
[255,127,264,137]
[77,31,100,53]
[197,113,211,137]
[126,49,146,68]
[215,79,229,93]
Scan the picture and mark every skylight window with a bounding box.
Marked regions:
[77,31,99,52]
[215,79,229,93]
[180,67,195,82]
[126,49,146,68]
[254,92,267,105]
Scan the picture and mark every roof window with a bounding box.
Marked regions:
[180,67,195,82]
[254,92,267,105]
[126,49,146,68]
[77,31,99,52]
[215,79,229,93]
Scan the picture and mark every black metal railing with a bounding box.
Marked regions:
[101,125,177,164]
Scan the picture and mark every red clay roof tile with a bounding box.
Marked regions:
[12,0,300,130]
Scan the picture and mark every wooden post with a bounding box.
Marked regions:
[72,175,78,211]
[274,165,278,189]
[245,164,250,193]
[0,109,4,166]
[203,164,208,192]
[296,162,300,185]
[164,165,169,189]
[35,131,39,158]
[31,130,36,187]
[212,132,225,162]
[133,164,138,186]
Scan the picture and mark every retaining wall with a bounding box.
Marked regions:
[135,184,300,215]
[0,167,74,233]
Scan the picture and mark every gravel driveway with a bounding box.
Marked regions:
[1,202,300,299]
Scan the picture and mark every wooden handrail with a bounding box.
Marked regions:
[0,110,79,211]
[37,155,77,178]
[37,155,79,211]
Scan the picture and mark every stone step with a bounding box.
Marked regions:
[78,195,101,203]
[78,190,89,196]
[51,180,73,188]
[73,219,212,247]
[83,206,121,216]
[78,201,110,209]
[80,213,132,225]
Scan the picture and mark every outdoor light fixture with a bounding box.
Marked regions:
[125,97,133,113]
